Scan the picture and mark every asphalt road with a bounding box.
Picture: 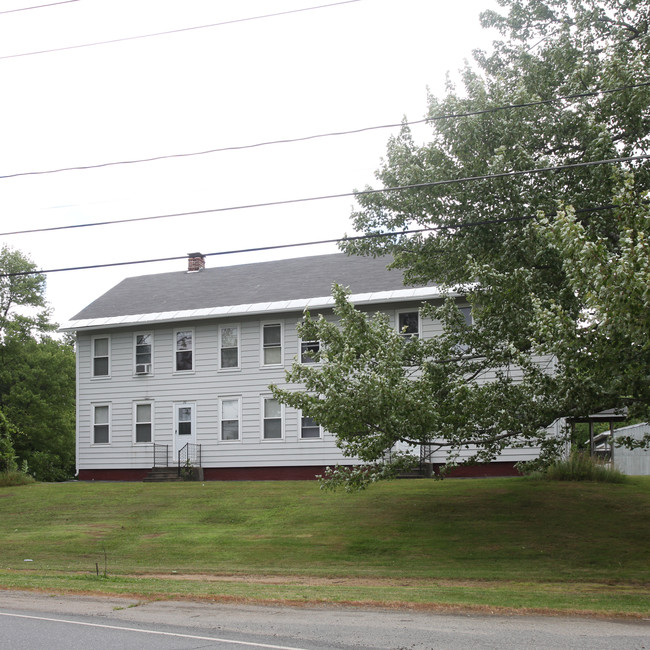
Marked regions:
[0,590,647,649]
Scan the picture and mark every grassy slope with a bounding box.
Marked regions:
[0,477,648,614]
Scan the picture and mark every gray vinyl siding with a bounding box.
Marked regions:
[613,423,650,475]
[418,351,554,464]
[75,303,545,471]
[77,311,363,471]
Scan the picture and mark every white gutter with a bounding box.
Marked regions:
[60,286,448,332]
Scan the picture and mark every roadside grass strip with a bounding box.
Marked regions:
[1,477,648,616]
[0,570,648,617]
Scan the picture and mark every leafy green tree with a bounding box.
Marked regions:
[0,336,76,481]
[0,244,53,340]
[533,178,650,422]
[0,246,76,481]
[343,0,649,413]
[0,410,19,473]
[274,0,650,486]
[271,286,561,490]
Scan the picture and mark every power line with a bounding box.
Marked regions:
[0,203,620,278]
[2,80,648,181]
[0,0,361,61]
[0,0,79,14]
[2,118,429,180]
[2,154,647,238]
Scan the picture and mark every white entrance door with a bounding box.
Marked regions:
[174,403,196,458]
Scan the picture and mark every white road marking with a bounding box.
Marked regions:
[0,611,310,650]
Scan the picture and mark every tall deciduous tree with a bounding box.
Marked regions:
[343,0,649,417]
[273,0,650,486]
[0,245,52,340]
[0,246,76,480]
[533,178,650,421]
[271,285,561,490]
[0,410,19,473]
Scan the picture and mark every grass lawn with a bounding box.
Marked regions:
[0,477,648,616]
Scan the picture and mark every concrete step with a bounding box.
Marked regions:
[143,467,182,482]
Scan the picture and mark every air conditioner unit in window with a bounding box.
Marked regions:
[135,363,152,375]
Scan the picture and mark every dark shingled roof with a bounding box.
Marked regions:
[72,253,417,320]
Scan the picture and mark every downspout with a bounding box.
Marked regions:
[74,333,80,479]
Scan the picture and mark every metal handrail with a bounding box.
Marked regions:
[178,443,202,477]
[153,443,169,468]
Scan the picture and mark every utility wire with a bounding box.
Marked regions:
[0,0,361,60]
[0,0,78,14]
[2,154,647,238]
[0,203,620,278]
[1,118,430,180]
[2,80,648,181]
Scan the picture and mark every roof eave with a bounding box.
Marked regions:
[60,286,450,332]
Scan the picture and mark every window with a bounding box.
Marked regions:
[460,306,473,327]
[301,415,321,439]
[93,404,110,444]
[175,329,193,372]
[219,325,239,369]
[220,397,241,441]
[134,402,153,443]
[177,406,193,436]
[457,306,473,354]
[300,339,320,363]
[397,311,419,339]
[262,323,282,366]
[92,336,110,377]
[263,397,283,439]
[134,333,153,374]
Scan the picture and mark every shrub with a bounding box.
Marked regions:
[0,470,35,487]
[531,452,627,483]
[0,411,18,473]
[0,436,18,473]
[27,450,74,482]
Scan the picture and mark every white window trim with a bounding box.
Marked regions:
[260,321,283,367]
[92,402,111,445]
[133,400,154,444]
[261,395,284,441]
[173,327,195,374]
[396,309,421,339]
[133,331,154,376]
[299,412,323,440]
[91,335,111,379]
[218,323,241,371]
[298,337,321,364]
[219,395,242,443]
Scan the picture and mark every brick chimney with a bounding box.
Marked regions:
[187,252,205,272]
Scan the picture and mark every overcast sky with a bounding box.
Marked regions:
[0,0,498,326]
